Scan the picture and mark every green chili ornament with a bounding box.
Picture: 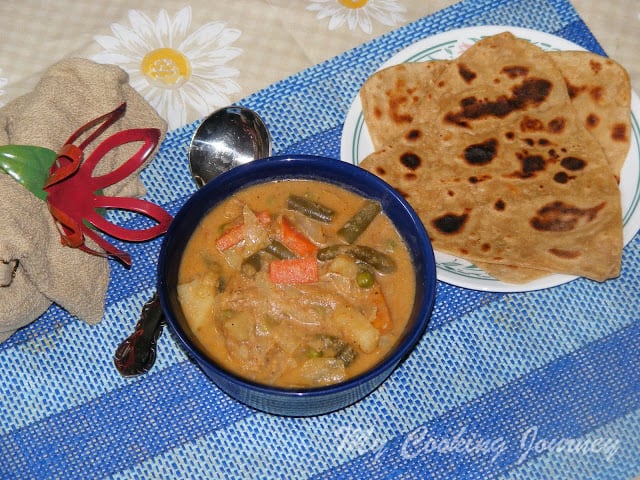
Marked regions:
[0,144,56,201]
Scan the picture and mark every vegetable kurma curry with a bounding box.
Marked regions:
[177,179,416,388]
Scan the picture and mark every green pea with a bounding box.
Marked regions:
[356,269,374,288]
[306,348,323,358]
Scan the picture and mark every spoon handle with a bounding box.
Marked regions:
[114,292,165,377]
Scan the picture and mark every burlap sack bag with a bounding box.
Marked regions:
[0,58,167,342]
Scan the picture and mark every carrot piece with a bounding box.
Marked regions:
[280,216,317,257]
[215,224,245,251]
[370,285,393,333]
[269,257,319,284]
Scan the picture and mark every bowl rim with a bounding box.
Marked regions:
[158,154,437,399]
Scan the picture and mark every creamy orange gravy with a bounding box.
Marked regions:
[178,179,416,388]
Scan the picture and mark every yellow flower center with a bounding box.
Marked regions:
[338,0,369,8]
[141,48,191,88]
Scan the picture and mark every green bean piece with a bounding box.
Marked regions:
[264,239,296,259]
[356,269,375,288]
[338,200,382,244]
[311,335,357,366]
[350,245,397,273]
[317,245,397,274]
[287,194,335,223]
[316,245,343,262]
[241,252,262,277]
[336,343,357,367]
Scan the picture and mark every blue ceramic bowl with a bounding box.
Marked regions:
[158,155,436,416]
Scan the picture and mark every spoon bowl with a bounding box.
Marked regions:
[188,107,271,188]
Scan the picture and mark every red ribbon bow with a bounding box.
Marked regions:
[44,103,173,267]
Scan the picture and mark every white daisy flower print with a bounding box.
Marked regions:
[307,0,406,34]
[92,7,242,130]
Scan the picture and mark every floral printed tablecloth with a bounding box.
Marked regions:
[1,0,639,130]
[2,1,640,479]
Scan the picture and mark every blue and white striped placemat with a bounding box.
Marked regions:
[2,0,639,478]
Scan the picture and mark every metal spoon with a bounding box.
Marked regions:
[114,106,272,377]
[189,106,271,187]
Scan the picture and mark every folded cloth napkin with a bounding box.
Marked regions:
[0,58,167,342]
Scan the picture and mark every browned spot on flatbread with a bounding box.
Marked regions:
[564,78,586,100]
[589,59,603,74]
[510,152,546,178]
[520,117,545,132]
[432,212,469,235]
[464,138,498,165]
[548,117,566,133]
[405,129,422,141]
[560,157,586,171]
[469,174,491,184]
[389,98,413,124]
[445,78,553,128]
[549,248,581,259]
[494,199,506,211]
[530,201,605,232]
[567,82,580,100]
[553,171,575,184]
[502,66,529,78]
[400,152,421,170]
[612,123,628,142]
[590,86,604,101]
[458,63,477,83]
[586,113,600,129]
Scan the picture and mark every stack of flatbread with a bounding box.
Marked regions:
[359,32,631,283]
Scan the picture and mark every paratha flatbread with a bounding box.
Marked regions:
[360,61,448,150]
[360,32,623,282]
[549,51,631,181]
[361,52,632,181]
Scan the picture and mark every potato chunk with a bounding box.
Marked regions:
[177,273,218,330]
[223,311,253,342]
[298,358,346,385]
[332,306,380,354]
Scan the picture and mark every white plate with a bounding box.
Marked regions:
[341,26,640,292]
